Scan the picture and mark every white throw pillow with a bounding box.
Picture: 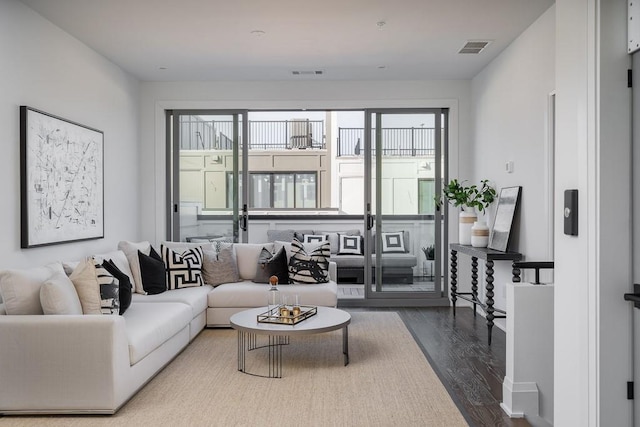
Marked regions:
[381,231,406,253]
[118,241,151,294]
[68,258,102,315]
[0,263,66,315]
[40,270,83,315]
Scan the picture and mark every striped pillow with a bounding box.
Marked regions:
[288,238,330,284]
[161,245,204,290]
[94,261,120,315]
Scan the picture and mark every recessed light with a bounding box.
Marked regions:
[251,30,266,36]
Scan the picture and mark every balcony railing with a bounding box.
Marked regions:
[179,117,325,150]
[179,117,437,157]
[337,127,436,157]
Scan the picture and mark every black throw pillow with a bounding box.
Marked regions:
[253,246,289,285]
[102,259,133,315]
[138,247,166,295]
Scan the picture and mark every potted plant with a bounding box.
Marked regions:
[421,245,435,260]
[435,179,496,246]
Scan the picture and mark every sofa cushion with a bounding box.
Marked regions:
[101,259,132,315]
[208,281,337,308]
[266,229,295,243]
[138,247,167,295]
[202,246,240,285]
[235,243,274,280]
[330,254,365,268]
[288,239,330,284]
[118,241,151,294]
[68,258,103,315]
[161,245,204,290]
[123,302,192,365]
[132,285,213,318]
[338,234,363,255]
[253,247,289,284]
[39,269,83,315]
[0,263,65,315]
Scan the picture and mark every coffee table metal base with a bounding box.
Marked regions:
[236,327,349,379]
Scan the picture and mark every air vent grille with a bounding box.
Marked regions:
[458,40,491,54]
[292,70,324,76]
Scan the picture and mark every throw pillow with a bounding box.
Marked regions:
[320,230,360,254]
[381,231,406,253]
[68,258,103,315]
[288,239,330,284]
[0,263,65,315]
[201,246,240,286]
[39,270,83,315]
[138,247,167,295]
[338,234,363,255]
[253,247,289,284]
[118,241,151,294]
[161,245,205,290]
[302,234,328,245]
[94,261,120,315]
[102,259,132,315]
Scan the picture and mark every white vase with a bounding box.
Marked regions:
[471,220,490,248]
[459,211,477,245]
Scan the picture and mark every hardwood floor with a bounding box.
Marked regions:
[344,307,531,427]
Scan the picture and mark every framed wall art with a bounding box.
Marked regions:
[488,186,522,252]
[20,106,104,248]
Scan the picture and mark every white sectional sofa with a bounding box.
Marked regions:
[0,242,337,415]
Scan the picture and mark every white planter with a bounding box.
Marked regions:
[471,220,490,248]
[459,211,477,245]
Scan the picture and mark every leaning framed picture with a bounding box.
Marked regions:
[20,106,104,248]
[488,186,522,252]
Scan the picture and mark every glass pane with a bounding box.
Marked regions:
[273,174,294,208]
[176,113,242,242]
[295,173,316,208]
[250,174,271,208]
[418,179,436,215]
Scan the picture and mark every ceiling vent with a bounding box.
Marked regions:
[292,70,324,76]
[458,40,491,54]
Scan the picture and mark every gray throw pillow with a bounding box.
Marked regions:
[202,246,240,286]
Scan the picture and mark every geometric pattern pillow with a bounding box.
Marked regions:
[338,234,363,255]
[93,260,120,315]
[381,231,406,253]
[288,238,330,284]
[101,259,132,315]
[161,245,204,290]
[303,234,328,245]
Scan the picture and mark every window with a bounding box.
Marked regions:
[228,172,317,209]
[418,178,436,215]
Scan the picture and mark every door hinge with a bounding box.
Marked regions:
[628,381,634,400]
[628,69,633,88]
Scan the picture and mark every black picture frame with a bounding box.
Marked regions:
[20,106,104,248]
[488,186,522,252]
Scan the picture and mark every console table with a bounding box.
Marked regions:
[449,244,523,345]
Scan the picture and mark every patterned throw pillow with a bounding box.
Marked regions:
[101,259,132,315]
[161,245,204,290]
[288,239,330,284]
[303,234,328,244]
[338,234,363,255]
[253,247,289,284]
[381,231,406,253]
[94,261,120,315]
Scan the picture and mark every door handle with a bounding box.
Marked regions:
[240,204,248,231]
[367,214,374,230]
[624,284,640,309]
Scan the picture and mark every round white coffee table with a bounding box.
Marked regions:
[230,306,351,378]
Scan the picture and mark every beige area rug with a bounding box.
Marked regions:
[0,312,468,427]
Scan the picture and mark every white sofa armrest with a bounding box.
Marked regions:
[329,261,337,282]
[0,315,130,413]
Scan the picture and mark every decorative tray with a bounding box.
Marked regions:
[257,305,317,325]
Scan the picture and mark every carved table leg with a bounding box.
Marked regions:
[450,250,458,316]
[471,256,478,317]
[485,259,495,346]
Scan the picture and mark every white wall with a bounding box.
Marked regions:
[0,0,140,269]
[139,80,471,245]
[555,0,633,425]
[470,6,556,315]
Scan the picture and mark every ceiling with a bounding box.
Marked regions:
[21,0,554,82]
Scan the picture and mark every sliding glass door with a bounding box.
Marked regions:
[167,110,248,243]
[364,109,446,300]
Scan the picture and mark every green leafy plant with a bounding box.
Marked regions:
[422,245,435,260]
[435,179,497,213]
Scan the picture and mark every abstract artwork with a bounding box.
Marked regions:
[488,186,521,252]
[20,106,104,248]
